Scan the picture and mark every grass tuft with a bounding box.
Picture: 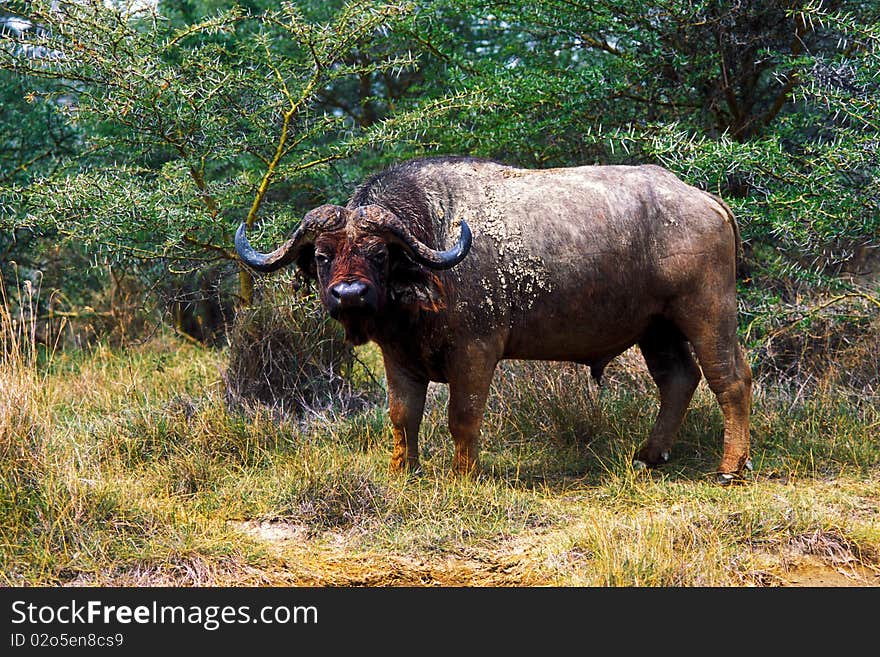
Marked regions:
[223,282,380,417]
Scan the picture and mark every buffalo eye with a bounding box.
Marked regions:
[315,252,332,266]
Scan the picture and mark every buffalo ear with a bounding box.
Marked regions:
[388,276,445,312]
[295,245,317,280]
[387,246,445,312]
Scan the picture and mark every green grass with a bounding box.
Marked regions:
[2,315,878,585]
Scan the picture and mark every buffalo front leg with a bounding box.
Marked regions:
[447,350,498,476]
[384,356,428,473]
[635,321,702,467]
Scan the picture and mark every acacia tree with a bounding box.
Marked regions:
[0,0,483,308]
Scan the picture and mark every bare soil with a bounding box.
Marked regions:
[779,557,879,587]
[231,520,879,587]
[232,520,546,586]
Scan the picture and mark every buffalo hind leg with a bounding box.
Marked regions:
[384,356,428,473]
[672,297,752,483]
[635,322,702,468]
[447,347,498,475]
[702,341,752,483]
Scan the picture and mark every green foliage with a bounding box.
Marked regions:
[1,0,878,350]
[0,0,485,306]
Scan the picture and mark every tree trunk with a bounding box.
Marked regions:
[239,267,254,306]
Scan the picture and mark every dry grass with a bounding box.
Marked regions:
[1,280,43,483]
[223,282,380,418]
[1,280,878,587]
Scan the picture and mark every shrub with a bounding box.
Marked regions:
[223,279,380,418]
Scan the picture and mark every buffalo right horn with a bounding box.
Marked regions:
[235,205,346,273]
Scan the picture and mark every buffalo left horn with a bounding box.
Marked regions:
[235,204,346,273]
[357,205,472,270]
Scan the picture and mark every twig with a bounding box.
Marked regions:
[762,292,880,344]
[351,350,384,392]
[171,324,207,347]
[183,235,236,261]
[243,62,323,229]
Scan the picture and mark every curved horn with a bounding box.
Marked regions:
[356,205,472,270]
[235,204,346,273]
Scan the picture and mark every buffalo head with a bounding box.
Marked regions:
[235,204,472,345]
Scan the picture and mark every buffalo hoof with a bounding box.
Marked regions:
[632,459,648,471]
[632,450,670,471]
[715,458,753,485]
[390,460,422,477]
[715,471,748,486]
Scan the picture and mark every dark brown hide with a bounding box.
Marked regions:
[240,157,752,481]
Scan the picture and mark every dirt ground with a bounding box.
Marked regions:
[233,520,544,586]
[777,557,879,587]
[232,520,880,587]
[57,519,878,587]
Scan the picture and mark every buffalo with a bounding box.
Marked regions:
[236,156,752,483]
